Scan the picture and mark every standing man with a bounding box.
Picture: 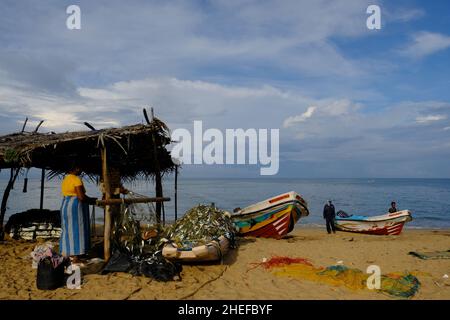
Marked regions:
[323,200,336,234]
[389,201,398,213]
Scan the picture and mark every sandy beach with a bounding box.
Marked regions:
[0,227,449,300]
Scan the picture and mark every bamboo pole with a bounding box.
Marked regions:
[39,169,45,210]
[101,147,112,261]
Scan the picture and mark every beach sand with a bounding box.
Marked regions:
[0,227,449,300]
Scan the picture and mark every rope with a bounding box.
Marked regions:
[179,266,228,300]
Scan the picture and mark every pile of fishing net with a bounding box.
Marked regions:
[102,250,182,282]
[112,196,161,256]
[103,201,182,282]
[255,256,420,299]
[162,204,236,249]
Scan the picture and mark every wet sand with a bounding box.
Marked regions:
[0,227,449,300]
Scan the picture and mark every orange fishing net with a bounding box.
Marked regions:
[260,256,313,268]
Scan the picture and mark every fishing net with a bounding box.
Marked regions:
[126,192,158,227]
[162,204,236,249]
[380,273,421,299]
[255,256,420,299]
[105,194,182,281]
[112,203,145,256]
[112,192,160,256]
[259,256,313,268]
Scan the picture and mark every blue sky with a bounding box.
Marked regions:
[0,0,450,178]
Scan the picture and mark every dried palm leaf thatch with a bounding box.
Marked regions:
[0,118,176,180]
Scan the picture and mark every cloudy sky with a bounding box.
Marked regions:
[1,0,449,178]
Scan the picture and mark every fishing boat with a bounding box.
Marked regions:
[334,210,413,235]
[162,236,230,262]
[232,191,309,239]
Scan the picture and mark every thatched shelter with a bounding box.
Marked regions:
[0,110,175,259]
[0,119,174,178]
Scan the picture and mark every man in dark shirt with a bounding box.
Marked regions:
[389,201,398,213]
[323,200,336,234]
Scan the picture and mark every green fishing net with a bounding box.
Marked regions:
[162,204,236,248]
[112,204,145,256]
[112,200,159,256]
[380,273,421,299]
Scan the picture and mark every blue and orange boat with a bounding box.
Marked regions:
[231,191,309,239]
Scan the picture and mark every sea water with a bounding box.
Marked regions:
[1,177,450,229]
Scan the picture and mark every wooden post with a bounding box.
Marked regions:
[0,168,20,240]
[96,197,170,206]
[21,117,28,132]
[149,108,163,225]
[101,147,112,261]
[174,165,178,221]
[91,205,97,241]
[39,169,45,210]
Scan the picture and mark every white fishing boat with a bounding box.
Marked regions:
[334,210,413,235]
[162,236,230,262]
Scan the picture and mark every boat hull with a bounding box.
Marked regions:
[334,210,412,235]
[232,192,309,239]
[162,235,230,262]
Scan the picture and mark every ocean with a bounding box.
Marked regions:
[1,177,450,229]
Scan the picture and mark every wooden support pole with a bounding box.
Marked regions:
[33,120,44,133]
[96,197,170,206]
[149,107,163,225]
[0,168,20,240]
[175,165,178,221]
[39,169,45,210]
[21,118,28,133]
[101,147,112,261]
[91,205,97,241]
[155,173,163,224]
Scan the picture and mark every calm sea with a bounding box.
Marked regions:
[1,177,450,229]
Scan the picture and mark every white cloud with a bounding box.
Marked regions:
[282,99,360,129]
[283,106,316,128]
[0,77,314,132]
[0,0,385,87]
[385,7,425,23]
[321,99,360,116]
[416,114,447,124]
[400,32,450,59]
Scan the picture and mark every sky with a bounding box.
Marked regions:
[0,0,449,178]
